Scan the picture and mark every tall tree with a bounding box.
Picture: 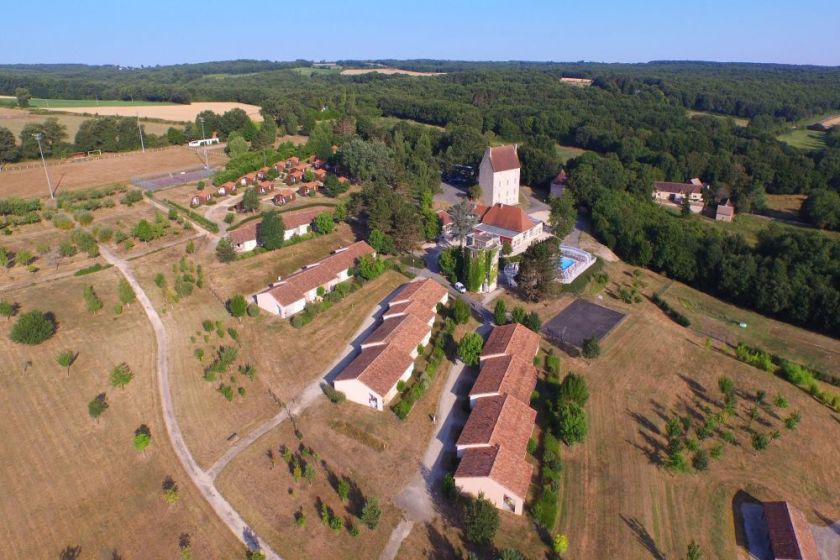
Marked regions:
[548,193,577,239]
[0,126,19,162]
[446,201,478,246]
[258,212,285,250]
[516,238,559,301]
[15,87,31,108]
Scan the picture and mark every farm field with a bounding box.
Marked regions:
[777,127,827,151]
[0,145,227,197]
[407,260,840,559]
[687,110,750,127]
[340,67,445,76]
[0,106,174,140]
[39,101,264,122]
[0,270,242,559]
[130,237,405,468]
[762,193,806,221]
[0,95,174,108]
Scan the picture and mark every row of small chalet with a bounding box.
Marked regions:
[227,207,327,252]
[438,202,544,255]
[334,278,449,411]
[254,241,375,318]
[454,323,541,515]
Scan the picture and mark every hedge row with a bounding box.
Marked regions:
[392,317,451,420]
[163,200,220,233]
[650,292,691,327]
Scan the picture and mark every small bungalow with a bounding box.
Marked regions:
[217,182,236,196]
[239,172,258,187]
[314,168,328,182]
[256,181,274,195]
[273,188,297,206]
[716,199,735,222]
[190,191,213,207]
[256,166,270,180]
[298,182,318,197]
[287,169,304,184]
[286,156,300,168]
[227,222,259,253]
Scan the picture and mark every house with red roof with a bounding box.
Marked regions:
[475,203,543,254]
[217,182,236,196]
[272,188,296,206]
[763,501,820,560]
[479,144,520,207]
[254,241,375,318]
[189,190,213,207]
[333,278,448,411]
[454,323,541,515]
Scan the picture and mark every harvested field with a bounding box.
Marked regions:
[763,194,806,221]
[41,101,263,122]
[0,145,227,198]
[0,270,241,558]
[340,67,445,76]
[0,106,175,140]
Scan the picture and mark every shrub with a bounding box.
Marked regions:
[452,298,470,324]
[246,303,260,317]
[441,472,458,502]
[463,494,499,544]
[581,336,601,358]
[361,497,381,530]
[110,362,134,388]
[10,310,55,345]
[88,393,109,420]
[692,449,709,471]
[458,332,484,366]
[545,353,561,376]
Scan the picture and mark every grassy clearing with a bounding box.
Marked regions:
[777,128,827,151]
[763,194,806,221]
[687,110,750,127]
[0,270,241,558]
[0,107,174,139]
[290,66,340,77]
[376,116,445,131]
[556,143,588,163]
[685,210,839,246]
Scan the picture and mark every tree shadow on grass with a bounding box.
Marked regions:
[626,408,661,435]
[813,510,840,536]
[425,522,463,560]
[620,515,667,560]
[59,546,82,560]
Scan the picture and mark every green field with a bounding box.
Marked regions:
[289,66,340,77]
[687,110,750,127]
[556,143,588,163]
[776,128,827,151]
[0,96,173,108]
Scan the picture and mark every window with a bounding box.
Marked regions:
[503,494,515,512]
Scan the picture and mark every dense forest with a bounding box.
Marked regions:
[1,60,838,334]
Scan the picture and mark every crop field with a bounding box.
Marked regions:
[0,107,175,141]
[40,101,264,122]
[130,237,405,468]
[0,270,241,559]
[400,261,840,559]
[340,67,446,76]
[0,145,227,198]
[0,95,175,108]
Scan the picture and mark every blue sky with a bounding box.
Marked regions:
[2,0,837,66]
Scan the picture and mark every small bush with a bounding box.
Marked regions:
[10,310,55,345]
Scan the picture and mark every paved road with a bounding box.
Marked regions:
[100,245,281,560]
[206,285,401,480]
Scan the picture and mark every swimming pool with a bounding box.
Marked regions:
[560,257,576,271]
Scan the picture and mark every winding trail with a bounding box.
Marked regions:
[100,244,281,559]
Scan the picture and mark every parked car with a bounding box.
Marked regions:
[454,282,467,294]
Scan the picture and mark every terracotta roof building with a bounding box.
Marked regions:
[227,221,260,252]
[333,278,448,411]
[255,241,374,318]
[455,322,542,515]
[763,502,820,560]
[479,144,521,207]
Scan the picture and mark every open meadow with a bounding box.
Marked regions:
[0,106,174,140]
[40,101,264,122]
[0,269,242,559]
[340,67,445,76]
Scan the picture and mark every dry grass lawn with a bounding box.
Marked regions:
[0,106,174,140]
[131,239,406,468]
[0,270,241,559]
[763,193,806,221]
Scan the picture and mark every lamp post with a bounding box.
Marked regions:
[33,133,54,200]
[198,116,209,169]
[137,115,145,153]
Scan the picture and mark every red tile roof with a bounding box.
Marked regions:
[262,241,374,306]
[480,204,536,234]
[454,445,532,499]
[333,343,414,396]
[227,221,259,246]
[457,394,536,451]
[486,145,520,173]
[363,314,431,354]
[281,207,323,229]
[481,323,541,360]
[764,502,820,560]
[470,355,537,405]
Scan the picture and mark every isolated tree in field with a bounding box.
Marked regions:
[463,493,499,544]
[88,393,109,422]
[0,126,19,162]
[751,431,770,451]
[686,540,702,560]
[10,310,55,345]
[557,401,587,445]
[215,237,236,262]
[446,200,478,246]
[241,187,260,212]
[110,362,134,388]
[57,350,77,376]
[0,299,18,320]
[360,497,381,529]
[553,534,570,555]
[558,372,589,406]
[493,299,507,325]
[260,211,286,250]
[581,336,600,358]
[458,332,484,366]
[83,285,103,314]
[15,87,32,108]
[133,424,151,452]
[133,219,155,242]
[118,279,136,306]
[228,294,248,321]
[453,298,471,324]
[718,376,735,401]
[162,476,179,504]
[313,212,335,234]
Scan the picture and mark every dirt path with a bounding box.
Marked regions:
[206,289,397,480]
[100,244,281,560]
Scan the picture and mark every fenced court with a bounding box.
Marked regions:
[543,298,625,352]
[131,166,219,191]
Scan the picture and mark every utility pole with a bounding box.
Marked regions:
[33,133,54,199]
[137,115,145,153]
[198,116,209,169]
[198,115,207,141]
